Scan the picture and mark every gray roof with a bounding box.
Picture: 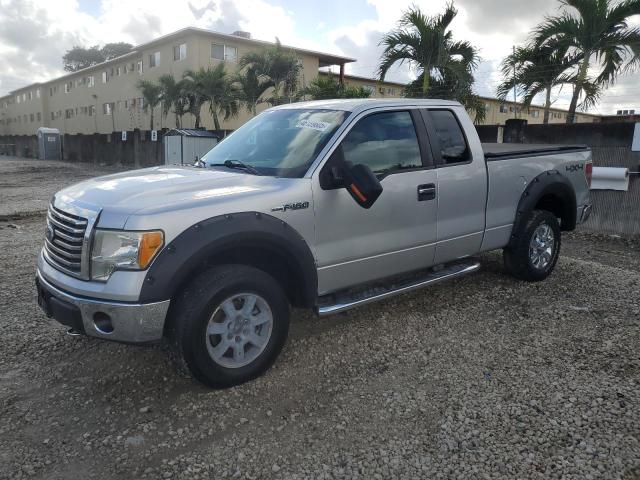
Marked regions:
[273,98,462,113]
[165,128,218,137]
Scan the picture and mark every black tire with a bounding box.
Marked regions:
[503,209,561,282]
[168,264,290,388]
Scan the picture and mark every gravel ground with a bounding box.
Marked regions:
[0,160,639,479]
[0,156,124,217]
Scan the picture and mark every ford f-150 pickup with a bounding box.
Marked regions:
[36,99,593,388]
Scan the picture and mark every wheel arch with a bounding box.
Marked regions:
[509,170,577,247]
[139,212,318,310]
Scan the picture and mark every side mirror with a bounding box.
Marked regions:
[319,146,383,208]
[343,164,383,209]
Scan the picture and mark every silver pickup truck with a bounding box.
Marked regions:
[36,99,592,387]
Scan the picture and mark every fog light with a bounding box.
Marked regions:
[93,312,114,334]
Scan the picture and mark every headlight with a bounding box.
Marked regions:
[91,230,164,281]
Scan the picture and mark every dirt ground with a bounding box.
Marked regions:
[0,157,638,479]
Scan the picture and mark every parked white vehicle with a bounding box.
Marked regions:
[36,99,593,387]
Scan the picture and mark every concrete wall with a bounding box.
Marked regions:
[0,130,164,167]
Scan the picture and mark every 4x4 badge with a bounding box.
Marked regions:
[271,201,310,212]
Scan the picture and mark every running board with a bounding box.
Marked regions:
[316,261,481,317]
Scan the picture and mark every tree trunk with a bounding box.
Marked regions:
[194,108,201,129]
[567,59,589,124]
[543,86,552,125]
[212,109,221,130]
[422,70,430,97]
[150,108,154,131]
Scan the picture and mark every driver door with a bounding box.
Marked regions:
[312,109,439,294]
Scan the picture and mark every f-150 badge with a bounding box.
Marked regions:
[272,201,310,212]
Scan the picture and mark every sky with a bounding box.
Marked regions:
[0,0,639,114]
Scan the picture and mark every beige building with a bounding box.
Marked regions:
[318,71,405,98]
[0,28,354,136]
[474,96,600,125]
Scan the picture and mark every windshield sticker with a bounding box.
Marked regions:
[296,120,330,131]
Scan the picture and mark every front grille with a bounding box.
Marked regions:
[44,205,88,277]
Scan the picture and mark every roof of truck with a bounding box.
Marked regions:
[273,98,462,113]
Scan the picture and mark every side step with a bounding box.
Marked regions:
[316,260,481,317]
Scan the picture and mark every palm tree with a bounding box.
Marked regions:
[378,4,479,97]
[302,74,372,100]
[240,38,302,106]
[378,4,484,120]
[158,74,187,128]
[184,64,240,130]
[235,66,273,116]
[497,42,587,124]
[181,69,209,129]
[534,0,640,123]
[136,80,162,130]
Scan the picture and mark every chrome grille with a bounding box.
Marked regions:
[44,205,88,277]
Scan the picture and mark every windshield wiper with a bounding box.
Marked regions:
[210,159,261,175]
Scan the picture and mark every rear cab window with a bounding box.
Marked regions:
[422,109,470,166]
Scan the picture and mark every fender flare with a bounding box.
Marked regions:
[139,212,317,307]
[508,170,577,247]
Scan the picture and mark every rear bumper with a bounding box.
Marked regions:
[578,203,592,224]
[36,269,169,344]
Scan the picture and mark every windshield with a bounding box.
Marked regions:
[200,108,349,177]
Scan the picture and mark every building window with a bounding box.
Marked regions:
[65,109,74,119]
[88,105,96,116]
[531,110,540,118]
[149,51,160,68]
[137,61,143,74]
[37,112,41,121]
[22,93,27,101]
[30,113,35,122]
[174,43,187,61]
[138,97,144,109]
[116,66,121,76]
[36,88,40,98]
[102,71,108,83]
[211,44,238,62]
[499,104,508,113]
[102,103,113,115]
[211,43,225,60]
[225,45,237,63]
[28,91,33,100]
[88,75,95,87]
[16,95,20,104]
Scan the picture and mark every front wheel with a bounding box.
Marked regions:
[169,265,290,388]
[503,209,561,282]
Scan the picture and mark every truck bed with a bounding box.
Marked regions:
[483,143,589,160]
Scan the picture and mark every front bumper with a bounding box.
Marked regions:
[36,269,170,343]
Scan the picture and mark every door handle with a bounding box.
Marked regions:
[417,183,436,201]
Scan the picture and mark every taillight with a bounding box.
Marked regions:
[585,162,593,187]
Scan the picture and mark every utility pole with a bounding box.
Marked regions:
[512,45,518,120]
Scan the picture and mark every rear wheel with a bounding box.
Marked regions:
[503,209,561,282]
[169,264,290,388]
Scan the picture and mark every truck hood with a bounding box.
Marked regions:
[55,166,297,222]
